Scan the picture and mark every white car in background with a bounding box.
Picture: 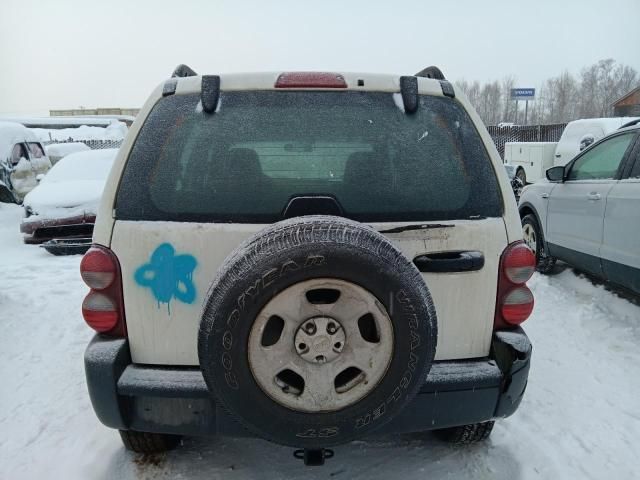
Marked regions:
[0,121,51,203]
[20,148,118,255]
[506,116,639,185]
[519,122,640,295]
[553,117,639,167]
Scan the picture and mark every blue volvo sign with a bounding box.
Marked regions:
[511,88,536,100]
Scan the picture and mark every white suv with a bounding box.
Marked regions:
[81,65,535,465]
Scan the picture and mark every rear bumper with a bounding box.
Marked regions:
[21,214,95,244]
[84,329,531,438]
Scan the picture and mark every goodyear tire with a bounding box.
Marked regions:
[198,216,437,448]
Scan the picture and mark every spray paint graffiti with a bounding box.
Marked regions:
[134,243,197,311]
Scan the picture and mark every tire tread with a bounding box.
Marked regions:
[436,421,495,445]
[118,430,181,453]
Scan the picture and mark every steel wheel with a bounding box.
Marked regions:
[248,278,394,413]
[522,223,537,254]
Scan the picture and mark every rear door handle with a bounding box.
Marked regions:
[587,192,601,201]
[413,251,484,273]
[555,154,561,158]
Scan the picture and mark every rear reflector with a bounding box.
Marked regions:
[495,241,536,328]
[82,292,118,332]
[275,72,347,89]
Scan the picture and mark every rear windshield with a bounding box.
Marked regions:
[115,91,502,223]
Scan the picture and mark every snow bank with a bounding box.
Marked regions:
[30,121,128,143]
[23,149,118,217]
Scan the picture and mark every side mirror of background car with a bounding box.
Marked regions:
[579,134,595,151]
[546,166,565,182]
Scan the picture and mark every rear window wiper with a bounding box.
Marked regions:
[378,223,455,234]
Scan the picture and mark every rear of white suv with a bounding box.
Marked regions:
[82,66,535,464]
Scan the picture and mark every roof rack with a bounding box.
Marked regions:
[415,66,445,80]
[171,64,198,78]
[619,118,640,129]
[413,66,454,99]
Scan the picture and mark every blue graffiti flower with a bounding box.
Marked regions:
[134,243,197,309]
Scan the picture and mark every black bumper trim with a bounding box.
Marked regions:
[85,328,531,436]
[118,365,210,398]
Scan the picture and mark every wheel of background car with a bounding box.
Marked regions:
[521,214,556,274]
[516,168,527,185]
[198,215,437,448]
[435,421,495,444]
[0,184,18,204]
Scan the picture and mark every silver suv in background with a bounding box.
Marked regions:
[519,122,640,294]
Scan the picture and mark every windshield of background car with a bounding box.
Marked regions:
[115,91,502,223]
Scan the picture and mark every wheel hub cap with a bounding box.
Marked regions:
[247,278,394,413]
[295,317,346,364]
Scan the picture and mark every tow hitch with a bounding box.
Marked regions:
[293,448,334,466]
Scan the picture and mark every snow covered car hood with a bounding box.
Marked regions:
[23,179,106,219]
[22,148,118,221]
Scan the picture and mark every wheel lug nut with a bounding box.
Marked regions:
[305,323,316,335]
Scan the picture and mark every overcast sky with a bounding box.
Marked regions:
[1,0,639,115]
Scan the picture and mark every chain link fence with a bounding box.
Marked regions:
[42,139,124,150]
[487,123,567,159]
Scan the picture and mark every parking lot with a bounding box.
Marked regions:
[1,201,638,479]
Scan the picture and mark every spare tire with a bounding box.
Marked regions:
[198,216,437,448]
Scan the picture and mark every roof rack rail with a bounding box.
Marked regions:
[619,118,640,129]
[171,64,198,78]
[415,66,445,80]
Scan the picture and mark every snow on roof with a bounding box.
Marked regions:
[29,121,128,142]
[45,142,91,158]
[0,116,115,128]
[0,121,39,159]
[565,117,640,133]
[42,148,119,183]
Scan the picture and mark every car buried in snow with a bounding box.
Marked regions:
[20,148,118,255]
[0,121,51,204]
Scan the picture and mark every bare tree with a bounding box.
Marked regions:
[457,59,639,125]
[501,76,516,122]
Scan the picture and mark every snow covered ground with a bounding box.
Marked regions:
[1,201,639,479]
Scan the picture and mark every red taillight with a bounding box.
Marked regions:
[80,245,126,336]
[503,243,536,284]
[275,72,348,89]
[495,241,536,328]
[501,287,535,324]
[82,293,118,332]
[80,248,116,289]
